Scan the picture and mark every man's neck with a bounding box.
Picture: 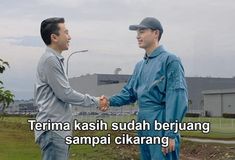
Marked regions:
[48,44,62,54]
[145,43,159,56]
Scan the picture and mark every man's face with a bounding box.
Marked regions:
[136,29,157,49]
[53,23,71,51]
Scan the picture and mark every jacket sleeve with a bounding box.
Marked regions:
[108,65,138,107]
[164,59,188,138]
[44,56,99,107]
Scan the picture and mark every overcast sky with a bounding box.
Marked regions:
[1,0,235,99]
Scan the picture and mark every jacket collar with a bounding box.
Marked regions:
[144,45,165,60]
[46,47,64,62]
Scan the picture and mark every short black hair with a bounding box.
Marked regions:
[151,29,162,41]
[40,17,65,45]
[158,30,162,41]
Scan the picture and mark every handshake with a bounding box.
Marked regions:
[98,95,109,112]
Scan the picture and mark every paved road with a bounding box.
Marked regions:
[182,137,235,144]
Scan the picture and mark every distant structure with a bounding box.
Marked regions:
[6,99,37,115]
[114,68,122,75]
[187,77,235,115]
[202,89,235,117]
[69,74,235,117]
[8,74,235,117]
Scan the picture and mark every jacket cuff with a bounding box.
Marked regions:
[108,97,113,106]
[93,97,100,108]
[164,130,177,139]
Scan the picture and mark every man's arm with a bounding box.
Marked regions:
[44,56,99,107]
[99,62,142,109]
[164,59,188,138]
[108,74,137,107]
[161,59,188,155]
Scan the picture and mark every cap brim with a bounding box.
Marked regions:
[129,24,148,30]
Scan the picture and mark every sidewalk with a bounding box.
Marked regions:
[182,137,235,144]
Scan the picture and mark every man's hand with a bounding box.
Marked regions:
[162,138,175,156]
[99,95,109,112]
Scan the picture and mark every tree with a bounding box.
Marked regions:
[0,59,14,118]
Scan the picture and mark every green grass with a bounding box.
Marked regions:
[0,120,139,160]
[1,115,235,139]
[0,116,234,160]
[0,116,31,124]
[73,115,235,139]
[181,117,235,139]
[0,121,41,160]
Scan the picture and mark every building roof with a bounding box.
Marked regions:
[202,88,235,95]
[97,74,130,85]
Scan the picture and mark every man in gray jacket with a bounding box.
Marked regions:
[34,17,106,160]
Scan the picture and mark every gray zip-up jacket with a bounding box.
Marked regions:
[34,47,99,141]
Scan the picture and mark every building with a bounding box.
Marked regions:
[69,74,235,116]
[18,103,38,114]
[186,77,235,114]
[69,74,130,96]
[202,89,235,117]
[6,100,37,115]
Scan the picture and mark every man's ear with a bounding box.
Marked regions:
[154,30,160,40]
[51,34,57,43]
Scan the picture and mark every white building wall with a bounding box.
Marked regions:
[222,94,235,114]
[204,94,222,116]
[69,74,99,96]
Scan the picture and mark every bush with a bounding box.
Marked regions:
[185,113,200,117]
[223,113,235,118]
